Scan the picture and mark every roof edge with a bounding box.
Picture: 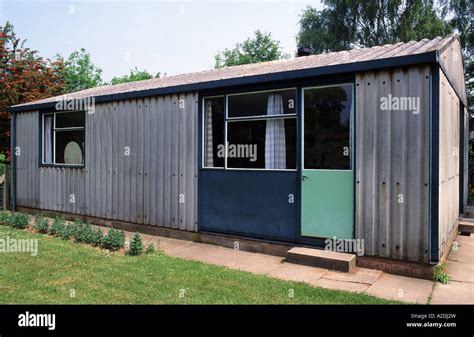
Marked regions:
[7,50,439,113]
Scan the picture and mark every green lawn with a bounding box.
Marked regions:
[0,225,399,304]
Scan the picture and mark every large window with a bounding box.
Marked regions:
[203,88,297,170]
[303,84,353,170]
[42,111,85,166]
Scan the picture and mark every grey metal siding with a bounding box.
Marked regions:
[438,70,460,254]
[355,65,431,263]
[15,111,40,208]
[15,93,198,232]
[439,38,467,105]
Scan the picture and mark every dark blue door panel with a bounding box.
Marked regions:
[199,170,297,242]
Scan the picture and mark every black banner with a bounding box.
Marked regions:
[0,305,473,337]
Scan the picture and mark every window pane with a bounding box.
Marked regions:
[55,111,85,128]
[227,118,296,169]
[43,114,54,164]
[228,89,296,118]
[203,97,225,167]
[55,130,85,164]
[304,84,352,170]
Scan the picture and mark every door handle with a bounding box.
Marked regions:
[302,175,309,181]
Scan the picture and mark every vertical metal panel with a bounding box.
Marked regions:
[15,111,39,208]
[438,70,460,255]
[356,65,430,263]
[439,38,467,104]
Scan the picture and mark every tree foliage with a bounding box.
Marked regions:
[297,0,452,53]
[56,48,103,93]
[0,21,65,160]
[446,0,473,108]
[110,67,160,85]
[214,30,288,68]
[297,0,473,107]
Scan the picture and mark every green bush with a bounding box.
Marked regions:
[145,243,156,255]
[127,232,144,256]
[91,227,104,246]
[0,211,11,226]
[60,223,75,241]
[74,221,96,244]
[10,212,30,229]
[102,228,125,251]
[49,217,66,236]
[34,214,49,233]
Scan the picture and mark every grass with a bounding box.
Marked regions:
[0,225,400,304]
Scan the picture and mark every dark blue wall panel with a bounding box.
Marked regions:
[199,170,297,242]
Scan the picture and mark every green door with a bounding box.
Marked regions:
[301,84,354,239]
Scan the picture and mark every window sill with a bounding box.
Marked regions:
[39,164,85,169]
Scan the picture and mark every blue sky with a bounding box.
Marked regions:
[2,0,323,81]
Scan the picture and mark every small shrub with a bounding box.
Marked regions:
[34,215,49,233]
[0,211,11,226]
[145,243,156,255]
[433,263,449,284]
[60,223,75,241]
[10,212,30,229]
[50,217,66,236]
[102,228,125,251]
[91,227,104,246]
[128,232,144,256]
[75,221,95,244]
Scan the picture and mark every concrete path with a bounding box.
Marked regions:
[431,235,474,304]
[120,230,435,304]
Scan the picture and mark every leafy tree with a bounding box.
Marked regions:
[297,0,452,53]
[0,21,65,160]
[214,30,288,68]
[110,67,160,85]
[56,48,103,93]
[446,0,473,109]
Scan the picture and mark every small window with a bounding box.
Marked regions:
[42,111,85,166]
[203,97,225,168]
[55,111,85,128]
[227,89,296,118]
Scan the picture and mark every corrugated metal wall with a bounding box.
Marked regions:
[355,65,431,263]
[15,93,198,231]
[438,70,460,254]
[439,38,467,105]
[15,111,40,208]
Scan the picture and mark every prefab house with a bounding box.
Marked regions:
[8,35,469,273]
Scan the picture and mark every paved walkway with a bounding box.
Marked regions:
[118,230,443,304]
[431,235,474,304]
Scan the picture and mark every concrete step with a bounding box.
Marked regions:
[286,247,356,273]
[459,218,474,235]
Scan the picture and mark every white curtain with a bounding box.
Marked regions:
[204,101,214,167]
[265,94,286,169]
[43,115,53,164]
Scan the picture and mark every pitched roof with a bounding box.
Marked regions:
[10,35,459,111]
